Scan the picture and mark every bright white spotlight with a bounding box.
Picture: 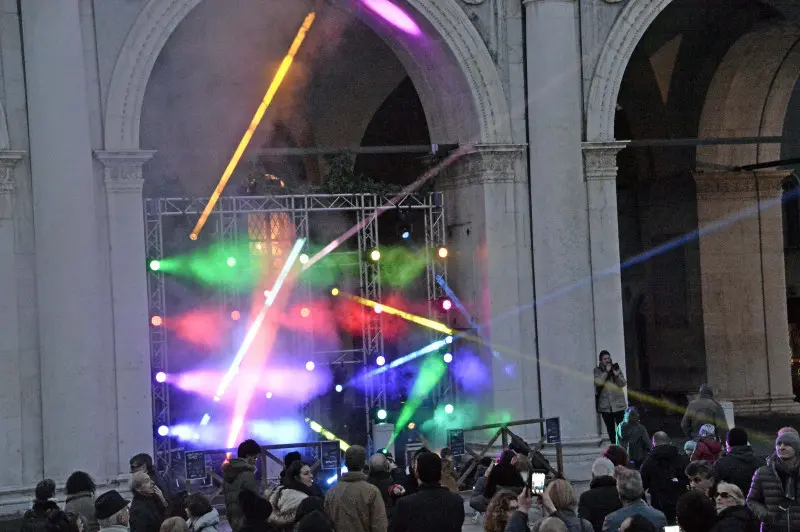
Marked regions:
[157,425,169,437]
[200,414,211,426]
[370,250,381,261]
[266,391,273,399]
[299,253,309,264]
[335,384,343,393]
[443,353,453,364]
[401,231,410,240]
[374,304,384,314]
[155,371,167,383]
[444,404,454,414]
[445,336,453,344]
[213,396,220,402]
[306,361,316,371]
[376,356,386,366]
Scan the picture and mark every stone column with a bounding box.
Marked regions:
[524,0,601,476]
[21,0,108,479]
[694,171,798,414]
[0,151,25,487]
[583,142,628,368]
[95,150,157,470]
[441,144,541,437]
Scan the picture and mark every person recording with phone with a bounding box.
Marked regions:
[594,350,628,443]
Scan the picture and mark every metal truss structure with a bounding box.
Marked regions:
[144,193,446,476]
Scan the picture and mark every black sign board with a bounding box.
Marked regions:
[448,429,465,457]
[545,418,561,444]
[320,442,340,470]
[185,451,207,480]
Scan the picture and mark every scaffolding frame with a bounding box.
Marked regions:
[144,193,446,476]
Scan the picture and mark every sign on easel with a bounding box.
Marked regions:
[448,429,465,457]
[545,418,561,444]
[185,451,207,481]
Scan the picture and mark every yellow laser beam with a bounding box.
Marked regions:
[339,292,454,335]
[189,12,316,240]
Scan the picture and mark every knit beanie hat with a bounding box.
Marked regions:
[698,424,716,439]
[777,431,800,455]
[684,440,697,456]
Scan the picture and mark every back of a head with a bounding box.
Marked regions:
[66,471,96,496]
[676,491,717,532]
[185,492,213,518]
[284,451,301,468]
[239,490,271,520]
[698,424,716,439]
[699,383,714,398]
[546,479,577,511]
[727,428,748,447]
[416,452,443,484]
[622,515,657,532]
[237,439,261,459]
[539,517,569,532]
[36,479,56,502]
[159,517,189,532]
[440,447,452,459]
[625,406,640,423]
[591,457,615,479]
[130,453,154,473]
[295,496,325,523]
[344,445,367,471]
[603,445,629,467]
[130,471,151,493]
[652,431,670,447]
[498,449,516,466]
[615,467,644,502]
[369,453,389,473]
[685,460,713,479]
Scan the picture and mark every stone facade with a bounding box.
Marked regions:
[0,0,798,512]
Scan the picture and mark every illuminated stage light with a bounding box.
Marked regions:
[377,409,387,421]
[362,0,422,35]
[444,404,454,414]
[438,247,448,258]
[401,231,410,240]
[306,361,316,371]
[266,391,273,399]
[442,299,452,311]
[408,422,416,429]
[443,353,453,364]
[256,243,263,250]
[300,307,311,318]
[345,293,453,335]
[299,253,309,264]
[157,425,169,437]
[376,356,386,366]
[227,257,237,267]
[155,372,167,383]
[231,310,241,321]
[149,260,161,271]
[200,414,211,426]
[151,316,163,327]
[331,287,340,296]
[445,336,454,344]
[370,250,381,261]
[374,304,383,314]
[213,395,220,402]
[335,384,343,393]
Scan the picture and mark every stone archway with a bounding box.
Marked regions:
[103,0,510,151]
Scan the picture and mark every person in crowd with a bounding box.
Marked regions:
[675,491,717,532]
[710,482,759,532]
[293,497,334,532]
[471,458,495,521]
[779,427,799,436]
[165,492,189,519]
[685,461,715,497]
[324,446,387,532]
[280,452,302,483]
[267,461,317,530]
[484,450,525,500]
[602,467,666,532]
[615,407,650,469]
[184,493,219,532]
[484,490,520,532]
[46,511,83,532]
[391,451,464,532]
[594,351,628,443]
[439,447,460,493]
[639,431,688,525]
[130,454,170,502]
[681,384,728,440]
[158,518,188,532]
[514,456,532,482]
[368,453,402,527]
[618,515,656,532]
[531,479,593,532]
[538,518,569,532]
[602,446,630,469]
[691,424,723,464]
[683,441,697,458]
[94,490,130,532]
[404,447,431,495]
[223,439,262,532]
[578,458,622,532]
[22,479,60,532]
[238,491,272,532]
[505,490,534,532]
[384,453,406,485]
[747,430,800,531]
[712,428,759,498]
[64,471,99,532]
[129,471,166,532]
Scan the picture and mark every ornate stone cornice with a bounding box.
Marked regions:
[0,151,25,195]
[440,144,526,190]
[692,171,759,200]
[582,141,628,181]
[754,169,793,198]
[95,150,156,193]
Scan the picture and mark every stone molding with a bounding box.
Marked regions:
[586,0,675,141]
[104,0,510,150]
[692,171,760,200]
[582,141,628,181]
[95,150,156,193]
[755,169,793,198]
[0,151,25,195]
[440,143,526,189]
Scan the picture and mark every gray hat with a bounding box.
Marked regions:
[777,431,800,456]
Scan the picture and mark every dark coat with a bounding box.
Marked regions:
[21,500,60,532]
[578,476,622,532]
[692,437,723,464]
[390,484,464,532]
[129,492,166,532]
[223,459,261,532]
[484,463,524,499]
[616,421,650,466]
[746,456,800,532]
[368,470,398,526]
[681,387,728,439]
[639,445,688,523]
[713,446,760,498]
[710,505,760,532]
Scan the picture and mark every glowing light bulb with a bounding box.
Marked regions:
[299,254,309,264]
[370,250,381,261]
[335,384,343,393]
[155,372,167,383]
[149,260,161,271]
[157,425,169,437]
[227,257,237,267]
[266,392,273,399]
[444,404,454,414]
[374,304,383,314]
[331,288,340,296]
[443,353,453,363]
[151,316,163,327]
[442,299,452,311]
[231,310,241,321]
[376,356,386,366]
[438,247,448,258]
[300,307,311,318]
[306,361,315,371]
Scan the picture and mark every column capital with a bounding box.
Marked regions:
[582,141,628,181]
[440,143,526,190]
[0,150,25,195]
[754,169,793,197]
[94,150,156,193]
[692,171,759,200]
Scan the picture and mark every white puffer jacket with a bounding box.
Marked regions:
[265,486,308,530]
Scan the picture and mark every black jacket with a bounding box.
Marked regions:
[368,470,398,526]
[713,446,760,497]
[390,484,464,532]
[577,476,622,532]
[747,456,800,532]
[710,505,760,532]
[21,500,60,532]
[130,492,166,532]
[484,463,524,499]
[639,445,688,521]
